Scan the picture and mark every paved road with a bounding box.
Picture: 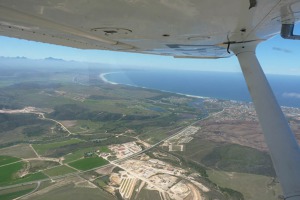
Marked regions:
[14,181,41,200]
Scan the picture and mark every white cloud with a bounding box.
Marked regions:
[282,92,300,99]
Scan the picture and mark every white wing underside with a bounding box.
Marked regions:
[0,0,300,58]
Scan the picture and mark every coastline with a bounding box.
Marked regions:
[99,72,208,100]
[99,72,119,85]
[99,71,300,109]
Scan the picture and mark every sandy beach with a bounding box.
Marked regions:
[99,72,119,85]
[99,72,209,99]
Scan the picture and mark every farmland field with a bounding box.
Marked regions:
[63,146,110,163]
[0,188,33,200]
[0,144,37,159]
[63,147,100,163]
[0,161,24,185]
[29,183,115,200]
[43,165,77,177]
[32,138,83,155]
[0,184,36,200]
[0,155,20,166]
[68,157,109,171]
[0,158,48,186]
[1,172,48,187]
[136,188,161,200]
[28,160,60,173]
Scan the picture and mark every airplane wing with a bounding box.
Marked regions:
[0,0,299,58]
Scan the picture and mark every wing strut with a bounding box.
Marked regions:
[231,42,300,200]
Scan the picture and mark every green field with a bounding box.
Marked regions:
[0,162,24,184]
[63,146,109,163]
[0,155,20,166]
[28,160,60,173]
[99,146,110,153]
[94,179,107,187]
[0,156,49,186]
[0,184,37,200]
[63,148,94,163]
[32,138,83,155]
[10,172,48,186]
[0,188,34,200]
[208,170,282,200]
[0,159,48,186]
[43,165,77,177]
[68,157,109,171]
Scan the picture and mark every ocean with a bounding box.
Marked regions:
[104,70,300,108]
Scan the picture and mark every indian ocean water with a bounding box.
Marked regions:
[105,70,300,108]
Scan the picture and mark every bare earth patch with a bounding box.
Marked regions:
[198,120,268,151]
[197,119,300,152]
[60,120,77,128]
[0,144,37,159]
[96,165,115,175]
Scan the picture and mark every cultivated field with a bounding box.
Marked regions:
[0,184,36,200]
[32,138,83,155]
[68,157,109,171]
[0,144,37,159]
[0,161,24,185]
[28,183,115,200]
[43,165,77,177]
[28,160,60,173]
[0,161,47,187]
[135,188,161,200]
[63,147,96,163]
[0,155,20,165]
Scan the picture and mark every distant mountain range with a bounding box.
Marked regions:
[43,57,66,62]
[0,56,146,70]
[0,56,105,69]
[0,56,72,62]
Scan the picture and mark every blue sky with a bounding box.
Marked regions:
[1,29,300,75]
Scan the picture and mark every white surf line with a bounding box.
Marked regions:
[99,72,211,100]
[99,72,120,85]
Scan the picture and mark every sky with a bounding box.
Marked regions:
[1,26,300,75]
